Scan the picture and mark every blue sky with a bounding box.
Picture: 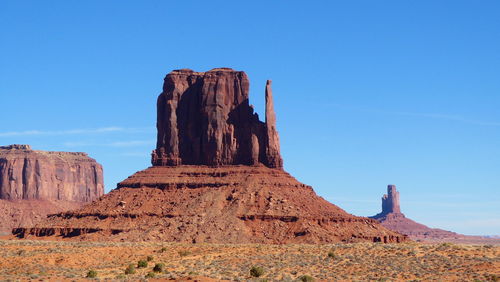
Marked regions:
[1,1,499,235]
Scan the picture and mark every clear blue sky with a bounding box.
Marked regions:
[1,1,499,235]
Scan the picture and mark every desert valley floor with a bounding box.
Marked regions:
[0,240,498,281]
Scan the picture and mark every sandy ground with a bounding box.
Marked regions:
[0,240,498,281]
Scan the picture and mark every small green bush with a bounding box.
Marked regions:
[137,260,148,268]
[160,247,167,253]
[125,264,136,275]
[328,251,340,260]
[153,263,165,273]
[145,272,156,278]
[299,275,315,282]
[250,266,265,277]
[86,270,97,278]
[147,255,154,261]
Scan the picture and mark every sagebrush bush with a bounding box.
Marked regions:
[125,264,136,275]
[145,272,156,278]
[86,270,97,278]
[147,255,154,261]
[138,260,148,268]
[178,250,190,257]
[153,263,165,273]
[250,266,265,277]
[299,275,315,282]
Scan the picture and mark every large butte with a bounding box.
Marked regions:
[14,68,407,243]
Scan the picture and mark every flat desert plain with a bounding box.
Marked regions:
[0,240,499,281]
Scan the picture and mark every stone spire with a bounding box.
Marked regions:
[381,185,401,214]
[265,80,283,168]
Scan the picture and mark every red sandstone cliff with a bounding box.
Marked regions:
[0,145,104,233]
[152,68,283,168]
[0,145,103,202]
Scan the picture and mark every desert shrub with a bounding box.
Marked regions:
[147,255,154,261]
[160,247,167,253]
[138,260,148,268]
[299,275,315,282]
[484,274,499,282]
[86,270,97,278]
[116,274,126,279]
[250,266,265,277]
[327,251,340,260]
[145,272,156,278]
[153,263,165,273]
[125,264,136,275]
[178,250,191,257]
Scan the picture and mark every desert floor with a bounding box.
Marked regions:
[0,240,498,281]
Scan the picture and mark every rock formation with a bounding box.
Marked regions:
[152,68,283,168]
[371,185,488,243]
[13,68,407,243]
[0,145,104,233]
[0,145,104,202]
[0,200,82,235]
[373,184,401,218]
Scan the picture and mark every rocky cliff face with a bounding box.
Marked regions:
[0,145,104,202]
[152,68,283,168]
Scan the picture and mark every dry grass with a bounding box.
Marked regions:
[0,240,498,281]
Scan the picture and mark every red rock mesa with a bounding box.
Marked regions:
[14,68,407,243]
[0,145,104,234]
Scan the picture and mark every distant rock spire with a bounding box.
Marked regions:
[371,184,402,219]
[382,185,401,214]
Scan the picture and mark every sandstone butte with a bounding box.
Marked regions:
[371,185,490,243]
[13,68,407,243]
[0,144,104,234]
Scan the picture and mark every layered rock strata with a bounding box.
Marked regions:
[14,166,406,243]
[0,145,104,202]
[0,145,104,233]
[0,199,82,234]
[14,68,407,243]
